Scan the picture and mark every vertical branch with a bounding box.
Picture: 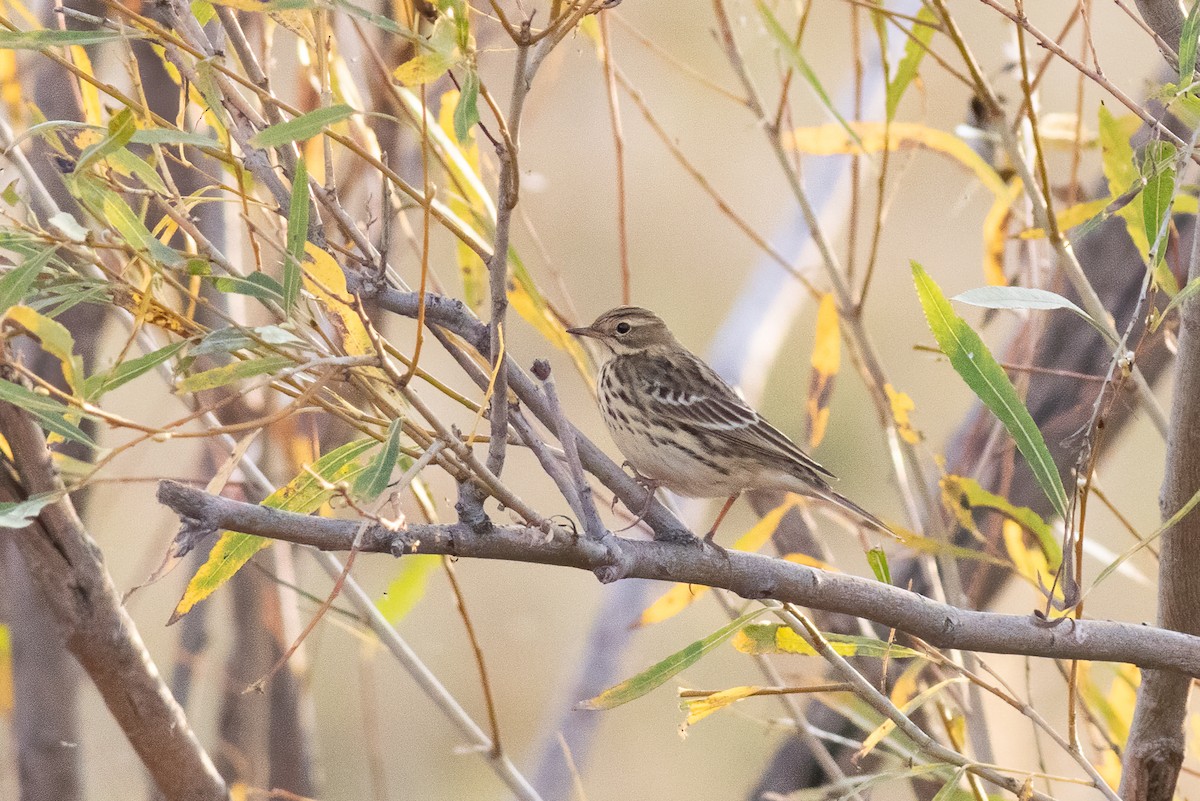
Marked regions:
[483,23,533,479]
[598,13,632,304]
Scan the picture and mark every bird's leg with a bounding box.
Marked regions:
[704,493,741,550]
[615,461,666,532]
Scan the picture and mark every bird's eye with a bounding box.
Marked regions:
[615,322,631,334]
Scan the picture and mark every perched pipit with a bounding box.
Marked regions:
[568,306,891,544]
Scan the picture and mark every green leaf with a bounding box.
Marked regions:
[376,554,440,622]
[912,262,1068,518]
[0,29,147,48]
[70,176,183,267]
[171,438,379,622]
[0,380,94,446]
[75,108,136,175]
[83,340,187,401]
[191,324,306,356]
[1180,0,1200,83]
[733,624,925,659]
[248,105,355,148]
[756,1,862,149]
[867,546,891,584]
[579,609,763,710]
[453,69,480,143]
[284,158,307,313]
[176,355,293,393]
[192,0,216,25]
[1141,141,1179,290]
[354,418,404,500]
[130,129,221,148]
[0,491,63,528]
[210,271,285,303]
[952,286,1114,343]
[886,7,938,120]
[0,246,57,313]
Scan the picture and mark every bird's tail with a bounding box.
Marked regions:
[813,485,899,539]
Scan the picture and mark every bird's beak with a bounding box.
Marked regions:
[566,325,599,339]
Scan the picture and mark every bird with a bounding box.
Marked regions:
[567,306,892,544]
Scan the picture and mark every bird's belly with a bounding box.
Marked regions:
[603,413,742,498]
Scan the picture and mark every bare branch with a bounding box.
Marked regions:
[158,480,1200,678]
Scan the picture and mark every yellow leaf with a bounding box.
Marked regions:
[68,45,102,127]
[806,293,840,448]
[982,179,1023,285]
[780,552,838,571]
[1019,196,1112,240]
[302,242,373,357]
[437,88,488,310]
[888,659,926,707]
[679,685,761,733]
[856,678,962,761]
[507,274,592,380]
[0,624,11,716]
[786,122,1008,198]
[0,49,20,122]
[637,498,802,626]
[2,305,84,395]
[884,383,920,444]
[1002,519,1059,597]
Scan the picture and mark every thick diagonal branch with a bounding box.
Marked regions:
[0,403,227,801]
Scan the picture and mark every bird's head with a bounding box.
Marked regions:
[567,306,678,357]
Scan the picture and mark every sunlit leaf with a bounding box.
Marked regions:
[171,439,378,622]
[637,498,801,626]
[579,609,763,710]
[248,104,355,148]
[981,179,1022,285]
[732,624,924,659]
[3,305,84,395]
[806,293,839,448]
[376,554,440,623]
[176,355,293,393]
[913,262,1068,518]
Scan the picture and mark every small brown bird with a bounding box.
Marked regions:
[567,306,890,543]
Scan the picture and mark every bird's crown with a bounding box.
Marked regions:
[567,306,679,355]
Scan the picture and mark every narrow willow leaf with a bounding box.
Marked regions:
[248,104,354,148]
[71,177,183,267]
[453,69,480,143]
[1142,141,1179,290]
[952,286,1114,343]
[0,491,63,528]
[867,547,891,584]
[171,439,378,622]
[0,29,147,48]
[376,554,440,623]
[0,246,56,313]
[176,355,292,393]
[757,1,862,148]
[354,418,404,500]
[83,340,187,401]
[392,17,458,84]
[579,609,763,710]
[211,272,285,303]
[283,158,307,313]
[0,380,94,446]
[940,474,1059,568]
[680,685,762,732]
[858,678,963,759]
[130,129,220,148]
[886,7,938,120]
[733,624,924,659]
[913,262,1068,518]
[1090,483,1200,592]
[1181,0,1200,83]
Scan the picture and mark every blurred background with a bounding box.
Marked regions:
[0,0,1184,799]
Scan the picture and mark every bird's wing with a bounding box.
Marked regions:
[633,354,835,480]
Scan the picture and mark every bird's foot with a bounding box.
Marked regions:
[615,462,666,532]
